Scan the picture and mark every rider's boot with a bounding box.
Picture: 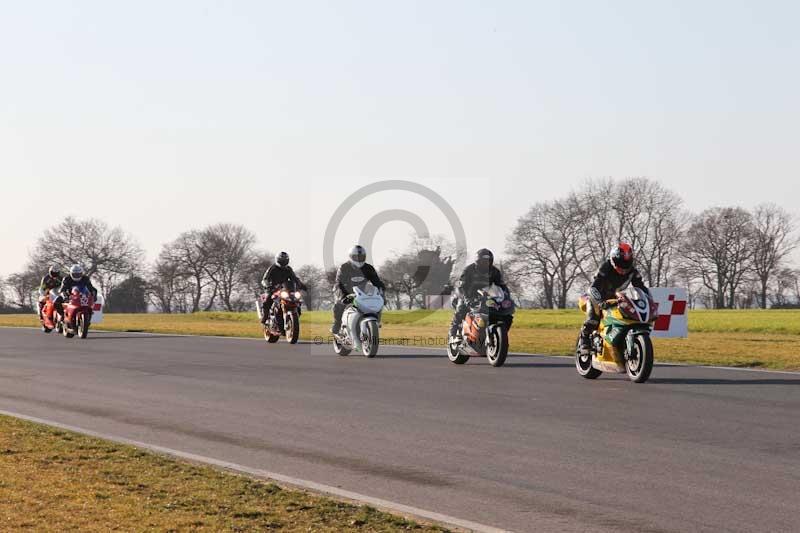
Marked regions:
[330,320,341,335]
[579,325,593,355]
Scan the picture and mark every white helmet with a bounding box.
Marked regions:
[69,264,84,281]
[348,245,366,268]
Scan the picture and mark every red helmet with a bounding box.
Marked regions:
[610,243,634,275]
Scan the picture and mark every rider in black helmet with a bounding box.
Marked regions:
[38,266,63,319]
[260,251,306,324]
[331,245,385,334]
[448,248,509,338]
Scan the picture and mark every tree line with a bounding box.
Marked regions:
[503,178,799,309]
[1,177,798,313]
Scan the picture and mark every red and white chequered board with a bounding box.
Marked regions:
[649,288,688,338]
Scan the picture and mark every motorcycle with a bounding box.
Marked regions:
[61,287,96,339]
[447,284,515,367]
[39,291,59,333]
[257,281,302,344]
[332,284,384,357]
[575,285,658,383]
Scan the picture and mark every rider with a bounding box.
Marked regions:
[579,242,650,354]
[56,264,98,321]
[448,248,509,338]
[260,251,306,324]
[38,266,63,319]
[331,245,385,334]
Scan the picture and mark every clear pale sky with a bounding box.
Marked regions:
[2,1,798,275]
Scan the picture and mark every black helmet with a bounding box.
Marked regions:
[349,245,367,268]
[49,266,61,278]
[276,251,290,267]
[609,243,634,275]
[475,248,494,272]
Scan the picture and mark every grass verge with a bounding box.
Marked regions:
[0,414,447,532]
[2,309,800,370]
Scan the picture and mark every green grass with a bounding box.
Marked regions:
[3,309,800,370]
[0,415,447,532]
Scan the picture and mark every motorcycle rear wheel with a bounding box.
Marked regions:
[626,334,654,383]
[575,336,601,379]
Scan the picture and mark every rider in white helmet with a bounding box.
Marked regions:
[55,264,98,317]
[331,245,385,333]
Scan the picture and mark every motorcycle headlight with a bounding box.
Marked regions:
[486,299,497,308]
[294,291,302,299]
[280,290,289,299]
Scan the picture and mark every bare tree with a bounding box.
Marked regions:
[166,230,215,313]
[380,253,423,309]
[240,251,274,300]
[5,263,46,311]
[618,178,686,286]
[30,217,143,297]
[768,268,799,308]
[570,179,621,279]
[506,199,589,308]
[751,204,798,308]
[146,246,190,313]
[681,207,755,309]
[295,264,329,310]
[200,224,257,312]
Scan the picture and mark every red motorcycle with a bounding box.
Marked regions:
[60,287,96,339]
[258,282,302,344]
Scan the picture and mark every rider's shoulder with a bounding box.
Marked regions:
[597,261,613,276]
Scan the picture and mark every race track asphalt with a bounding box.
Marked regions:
[1,328,799,532]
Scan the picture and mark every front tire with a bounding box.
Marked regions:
[446,335,469,364]
[264,324,280,343]
[362,320,379,358]
[333,334,351,356]
[486,325,508,367]
[575,336,602,379]
[626,334,654,383]
[78,313,90,339]
[285,311,299,344]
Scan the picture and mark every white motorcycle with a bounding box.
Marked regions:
[333,285,384,357]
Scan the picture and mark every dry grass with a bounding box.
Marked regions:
[0,414,446,532]
[2,309,800,370]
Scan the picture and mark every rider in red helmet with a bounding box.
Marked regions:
[579,243,650,354]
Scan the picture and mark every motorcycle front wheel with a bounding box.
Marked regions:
[486,325,509,367]
[626,333,654,383]
[362,320,379,358]
[333,334,351,356]
[263,324,280,343]
[285,311,299,344]
[575,336,601,379]
[78,313,90,339]
[446,335,469,364]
